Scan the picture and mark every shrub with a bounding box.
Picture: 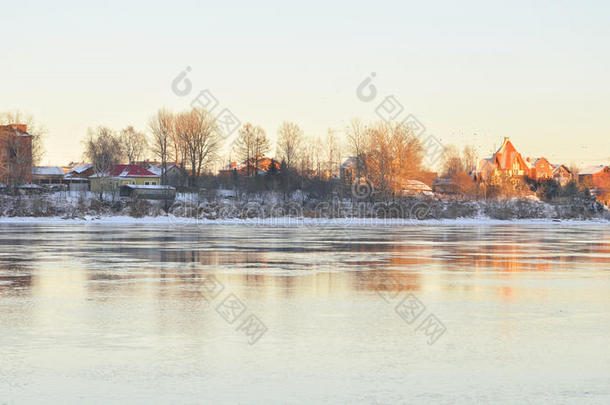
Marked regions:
[129,199,151,218]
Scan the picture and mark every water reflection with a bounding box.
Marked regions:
[1,223,609,404]
[0,223,608,301]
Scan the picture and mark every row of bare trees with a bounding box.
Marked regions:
[83,126,147,169]
[231,120,343,179]
[344,120,426,196]
[297,129,342,178]
[441,145,477,178]
[82,107,435,197]
[83,108,222,191]
[148,108,221,186]
[228,118,428,197]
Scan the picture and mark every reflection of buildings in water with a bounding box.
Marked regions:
[343,227,609,302]
[159,249,269,267]
[10,225,610,307]
[67,227,424,299]
[0,232,39,293]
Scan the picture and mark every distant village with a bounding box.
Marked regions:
[1,118,609,208]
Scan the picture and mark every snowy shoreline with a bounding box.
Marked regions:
[2,192,608,225]
[0,215,608,226]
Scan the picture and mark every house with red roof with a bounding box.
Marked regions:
[552,164,574,186]
[219,156,280,178]
[475,138,577,188]
[474,138,529,182]
[526,157,554,180]
[90,164,160,194]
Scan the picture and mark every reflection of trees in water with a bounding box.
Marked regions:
[433,227,586,273]
[0,261,34,294]
[339,226,610,299]
[6,224,609,306]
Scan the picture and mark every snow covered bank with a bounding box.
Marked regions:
[0,215,608,227]
[0,192,608,224]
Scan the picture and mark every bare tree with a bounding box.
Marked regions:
[0,110,45,165]
[233,123,270,176]
[363,121,423,195]
[441,145,464,177]
[174,108,221,186]
[169,118,184,168]
[120,126,148,163]
[148,109,173,185]
[323,128,341,176]
[313,135,323,176]
[345,118,367,176]
[298,135,318,177]
[253,127,271,174]
[83,127,123,199]
[462,145,477,174]
[568,162,580,184]
[442,144,478,177]
[277,121,304,169]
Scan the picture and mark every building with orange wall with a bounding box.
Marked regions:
[474,138,529,182]
[552,165,573,186]
[219,156,280,177]
[526,157,554,180]
[579,165,610,204]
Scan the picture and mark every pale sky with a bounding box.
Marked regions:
[1,0,609,168]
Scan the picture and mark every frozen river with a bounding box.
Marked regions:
[1,222,609,404]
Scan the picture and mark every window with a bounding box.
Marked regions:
[151,182,157,185]
[144,182,150,185]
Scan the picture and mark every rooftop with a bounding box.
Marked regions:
[579,165,608,175]
[91,164,159,178]
[32,166,65,176]
[0,124,31,137]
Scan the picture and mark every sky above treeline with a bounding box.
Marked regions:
[1,0,609,168]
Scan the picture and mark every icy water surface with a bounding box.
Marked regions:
[0,223,609,404]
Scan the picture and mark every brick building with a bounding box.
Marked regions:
[579,165,610,204]
[0,124,33,186]
[526,157,554,180]
[474,138,529,182]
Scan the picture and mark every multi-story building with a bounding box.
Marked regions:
[474,138,529,182]
[0,124,33,186]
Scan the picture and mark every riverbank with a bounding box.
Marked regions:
[1,192,608,222]
[0,215,608,226]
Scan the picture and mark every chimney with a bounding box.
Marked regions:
[10,124,27,133]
